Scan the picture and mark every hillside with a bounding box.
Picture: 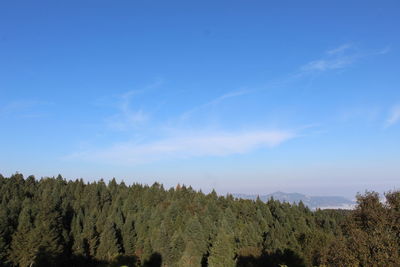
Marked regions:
[0,174,399,267]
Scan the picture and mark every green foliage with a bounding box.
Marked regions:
[1,173,399,266]
[208,222,236,267]
[322,191,400,266]
[122,212,136,256]
[8,201,37,267]
[96,219,122,261]
[0,205,11,266]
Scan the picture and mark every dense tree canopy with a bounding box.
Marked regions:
[0,173,399,267]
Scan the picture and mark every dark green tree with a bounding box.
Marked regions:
[208,221,236,267]
[33,188,65,266]
[96,218,122,261]
[122,212,136,256]
[9,201,38,267]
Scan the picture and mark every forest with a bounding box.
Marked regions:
[0,173,399,267]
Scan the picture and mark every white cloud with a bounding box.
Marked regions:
[300,44,357,72]
[327,43,353,55]
[107,109,148,130]
[103,79,164,130]
[385,105,400,127]
[105,89,155,131]
[180,89,251,121]
[69,129,295,165]
[211,89,250,104]
[300,43,390,74]
[301,57,353,72]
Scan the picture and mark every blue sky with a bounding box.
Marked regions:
[1,1,399,198]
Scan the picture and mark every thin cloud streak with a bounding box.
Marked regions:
[301,43,357,72]
[301,57,354,72]
[180,89,251,121]
[327,43,353,55]
[378,45,391,55]
[105,80,164,130]
[385,105,400,127]
[299,43,389,74]
[69,129,295,165]
[211,89,251,104]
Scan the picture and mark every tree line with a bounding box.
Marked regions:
[0,173,399,266]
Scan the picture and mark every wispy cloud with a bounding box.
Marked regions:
[0,100,52,119]
[301,57,354,72]
[70,42,390,166]
[107,109,148,130]
[105,80,163,130]
[300,43,389,74]
[337,106,381,123]
[69,129,295,165]
[210,89,251,104]
[327,43,353,55]
[106,92,149,130]
[301,44,357,72]
[385,105,400,127]
[377,45,391,55]
[180,89,251,121]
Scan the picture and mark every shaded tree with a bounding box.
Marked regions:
[96,218,122,261]
[208,221,236,267]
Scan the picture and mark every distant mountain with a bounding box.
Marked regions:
[233,191,355,210]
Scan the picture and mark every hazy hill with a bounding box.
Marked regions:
[233,191,355,210]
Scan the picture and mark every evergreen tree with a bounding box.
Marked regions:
[167,230,185,265]
[96,218,122,261]
[33,188,65,266]
[208,222,236,267]
[122,212,136,256]
[81,213,100,258]
[2,174,397,267]
[179,216,207,266]
[71,213,85,256]
[9,201,38,267]
[181,215,207,264]
[0,204,10,266]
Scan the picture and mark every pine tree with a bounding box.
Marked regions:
[179,241,203,266]
[9,201,38,267]
[71,213,85,256]
[0,203,10,266]
[208,223,236,267]
[179,216,207,265]
[33,188,65,266]
[81,214,99,258]
[122,212,136,256]
[0,174,374,266]
[167,230,185,265]
[96,218,122,261]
